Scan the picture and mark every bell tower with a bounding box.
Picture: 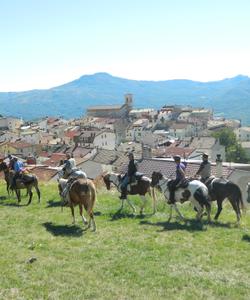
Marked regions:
[124,93,133,112]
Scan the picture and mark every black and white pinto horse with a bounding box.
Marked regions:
[102,172,156,214]
[151,171,211,222]
[204,177,244,222]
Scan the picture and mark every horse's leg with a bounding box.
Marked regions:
[87,209,96,231]
[172,203,185,221]
[34,184,41,203]
[139,195,147,215]
[26,188,33,206]
[126,197,136,213]
[167,204,173,222]
[228,196,241,223]
[15,189,21,203]
[119,199,124,211]
[214,199,223,220]
[150,187,156,214]
[79,204,88,225]
[70,206,75,224]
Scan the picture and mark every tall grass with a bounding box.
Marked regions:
[0,182,249,299]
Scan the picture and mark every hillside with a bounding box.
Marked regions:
[1,73,250,124]
[0,182,250,299]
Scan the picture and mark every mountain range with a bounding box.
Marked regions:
[1,72,250,125]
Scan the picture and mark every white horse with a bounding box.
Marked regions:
[151,171,211,222]
[103,172,156,214]
[57,167,87,180]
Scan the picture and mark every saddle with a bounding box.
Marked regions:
[20,173,35,184]
[129,172,144,186]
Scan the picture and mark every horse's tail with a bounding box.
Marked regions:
[88,180,97,210]
[237,186,246,213]
[231,183,246,214]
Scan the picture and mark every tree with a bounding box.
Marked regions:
[212,128,249,163]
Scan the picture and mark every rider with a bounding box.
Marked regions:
[168,155,186,204]
[195,153,211,183]
[120,152,138,199]
[62,153,76,179]
[11,157,25,189]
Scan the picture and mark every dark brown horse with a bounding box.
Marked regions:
[204,177,244,223]
[102,172,155,214]
[58,178,97,231]
[0,161,41,205]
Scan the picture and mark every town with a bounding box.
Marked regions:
[1,93,250,203]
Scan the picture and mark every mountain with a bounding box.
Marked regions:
[1,72,250,124]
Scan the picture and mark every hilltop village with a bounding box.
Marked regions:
[1,94,250,200]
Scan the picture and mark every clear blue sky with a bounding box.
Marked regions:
[1,0,250,91]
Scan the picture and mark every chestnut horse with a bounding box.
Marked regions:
[102,172,155,214]
[0,161,41,205]
[58,178,97,231]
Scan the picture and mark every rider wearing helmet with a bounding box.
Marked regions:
[168,155,186,204]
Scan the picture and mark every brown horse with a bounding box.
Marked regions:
[0,161,11,194]
[0,161,41,205]
[102,172,155,214]
[58,178,97,231]
[8,170,41,205]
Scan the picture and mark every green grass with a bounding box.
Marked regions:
[0,181,250,300]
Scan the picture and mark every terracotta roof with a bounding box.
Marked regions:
[5,166,58,182]
[153,147,195,158]
[72,146,92,158]
[43,153,66,167]
[65,130,79,139]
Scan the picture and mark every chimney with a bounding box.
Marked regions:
[142,144,152,159]
[216,154,223,178]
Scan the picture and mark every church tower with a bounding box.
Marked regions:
[124,93,133,112]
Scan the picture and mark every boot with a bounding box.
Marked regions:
[167,190,175,204]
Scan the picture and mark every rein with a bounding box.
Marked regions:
[156,176,169,196]
[109,175,121,190]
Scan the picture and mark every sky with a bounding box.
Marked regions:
[1,0,250,91]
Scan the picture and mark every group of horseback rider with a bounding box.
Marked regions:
[119,151,211,203]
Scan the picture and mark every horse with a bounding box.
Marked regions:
[0,161,11,194]
[151,171,211,222]
[58,178,96,231]
[57,167,87,180]
[102,172,156,214]
[8,170,41,205]
[204,177,244,222]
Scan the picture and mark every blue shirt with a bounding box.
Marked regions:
[14,160,24,172]
[176,162,186,180]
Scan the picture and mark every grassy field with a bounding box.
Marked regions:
[0,181,250,300]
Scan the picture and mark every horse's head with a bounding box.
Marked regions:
[151,171,163,187]
[102,173,111,190]
[0,161,8,172]
[58,178,67,196]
